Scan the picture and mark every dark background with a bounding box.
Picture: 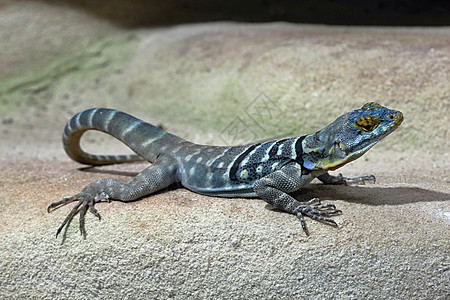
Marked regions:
[42,0,450,27]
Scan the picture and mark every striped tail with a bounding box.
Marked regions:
[63,108,178,165]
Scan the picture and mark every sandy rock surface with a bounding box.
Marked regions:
[0,1,449,299]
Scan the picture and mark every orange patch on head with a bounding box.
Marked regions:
[353,116,380,132]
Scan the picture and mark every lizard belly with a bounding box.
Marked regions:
[187,184,257,198]
[180,166,257,198]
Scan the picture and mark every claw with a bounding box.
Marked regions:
[47,195,79,213]
[320,173,376,185]
[89,205,101,220]
[305,197,321,205]
[79,201,89,238]
[296,213,309,236]
[294,198,341,235]
[48,192,104,239]
[343,174,376,185]
[310,203,336,210]
[54,199,83,238]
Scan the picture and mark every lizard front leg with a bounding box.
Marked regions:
[48,160,178,238]
[317,172,376,185]
[253,164,341,235]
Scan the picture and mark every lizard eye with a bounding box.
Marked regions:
[354,116,380,132]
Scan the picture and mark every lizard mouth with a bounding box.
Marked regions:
[325,139,377,171]
[319,141,352,171]
[334,141,349,156]
[396,112,404,125]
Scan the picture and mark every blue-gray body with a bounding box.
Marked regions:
[49,103,403,237]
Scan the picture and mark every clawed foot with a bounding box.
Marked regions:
[325,173,376,185]
[47,192,109,238]
[293,198,342,236]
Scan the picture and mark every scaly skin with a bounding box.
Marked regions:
[48,102,403,238]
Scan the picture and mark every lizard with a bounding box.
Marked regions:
[48,102,403,238]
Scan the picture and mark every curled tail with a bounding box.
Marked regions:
[63,108,181,165]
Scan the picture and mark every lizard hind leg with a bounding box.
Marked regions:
[48,161,178,239]
[47,191,104,238]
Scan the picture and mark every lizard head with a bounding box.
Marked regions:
[302,102,403,171]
